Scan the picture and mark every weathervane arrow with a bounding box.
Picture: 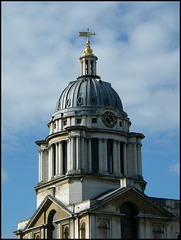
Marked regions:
[79,28,96,41]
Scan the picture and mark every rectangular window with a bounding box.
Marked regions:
[77,118,81,124]
[91,138,99,173]
[119,121,122,127]
[92,118,97,123]
[63,120,67,126]
[107,139,113,174]
[62,141,67,175]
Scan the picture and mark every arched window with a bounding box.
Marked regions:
[80,222,86,239]
[47,210,57,239]
[91,138,99,173]
[120,202,138,239]
[107,139,113,174]
[62,141,67,175]
[152,224,164,239]
[63,225,69,239]
[97,219,109,239]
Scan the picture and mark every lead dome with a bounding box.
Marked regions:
[51,38,128,120]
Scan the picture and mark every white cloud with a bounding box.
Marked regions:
[2,2,179,146]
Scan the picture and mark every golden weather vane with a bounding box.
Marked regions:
[79,28,96,55]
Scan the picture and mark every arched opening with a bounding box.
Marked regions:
[62,141,67,175]
[97,219,109,239]
[120,202,138,239]
[107,139,113,174]
[47,210,57,239]
[152,224,164,239]
[63,225,69,239]
[80,222,86,239]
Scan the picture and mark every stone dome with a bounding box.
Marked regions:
[52,76,128,119]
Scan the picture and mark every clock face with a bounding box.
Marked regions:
[102,111,117,128]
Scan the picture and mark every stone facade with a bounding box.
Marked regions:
[14,37,180,239]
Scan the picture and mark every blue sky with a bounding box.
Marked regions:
[1,1,180,238]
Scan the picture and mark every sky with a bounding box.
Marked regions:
[1,1,180,239]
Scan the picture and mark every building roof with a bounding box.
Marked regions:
[50,77,128,120]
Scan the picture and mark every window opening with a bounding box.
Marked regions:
[62,141,67,175]
[91,96,96,104]
[91,138,99,173]
[63,226,69,239]
[77,118,81,124]
[90,60,93,74]
[63,120,67,126]
[97,219,109,239]
[85,60,88,74]
[152,224,164,239]
[92,118,97,123]
[104,98,109,106]
[120,202,138,239]
[77,97,83,105]
[80,222,86,239]
[47,210,57,239]
[107,139,113,174]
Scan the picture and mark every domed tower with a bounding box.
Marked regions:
[35,29,146,207]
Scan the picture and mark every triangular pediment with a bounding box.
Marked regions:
[24,195,73,231]
[89,186,174,219]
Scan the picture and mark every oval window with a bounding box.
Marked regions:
[91,96,96,104]
[77,97,83,105]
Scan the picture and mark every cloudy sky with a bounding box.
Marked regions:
[2,1,179,238]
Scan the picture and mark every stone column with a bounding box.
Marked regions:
[82,59,86,75]
[117,141,121,175]
[67,138,71,173]
[76,136,81,170]
[56,143,59,175]
[103,138,108,174]
[123,143,127,176]
[133,142,138,176]
[93,60,96,75]
[81,136,85,170]
[48,145,53,179]
[38,150,43,182]
[70,136,76,170]
[113,140,118,174]
[81,61,83,75]
[137,143,142,176]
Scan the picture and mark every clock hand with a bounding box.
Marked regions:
[106,116,113,124]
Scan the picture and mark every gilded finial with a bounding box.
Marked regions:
[79,28,96,55]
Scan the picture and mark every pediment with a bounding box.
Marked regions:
[90,186,173,219]
[24,195,73,231]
